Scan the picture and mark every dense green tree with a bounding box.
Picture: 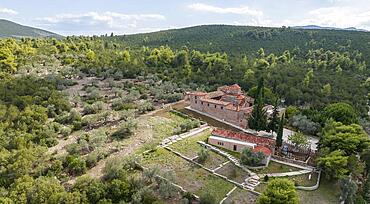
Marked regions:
[276,114,285,148]
[339,176,358,204]
[319,121,370,155]
[267,100,279,133]
[257,178,299,204]
[248,77,267,131]
[288,132,310,149]
[73,176,107,204]
[323,102,359,125]
[317,150,349,179]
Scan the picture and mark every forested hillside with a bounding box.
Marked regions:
[0,19,61,38]
[118,25,370,63]
[0,25,369,203]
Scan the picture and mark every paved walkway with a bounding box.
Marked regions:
[271,158,314,171]
[260,169,312,178]
[159,125,210,147]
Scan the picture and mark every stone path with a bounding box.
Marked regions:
[220,186,237,204]
[212,161,230,172]
[271,158,314,171]
[198,141,254,176]
[197,141,262,191]
[260,169,313,178]
[159,125,210,147]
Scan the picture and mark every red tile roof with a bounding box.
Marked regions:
[253,146,272,155]
[186,91,207,96]
[229,84,241,90]
[211,129,275,148]
[219,84,242,92]
[201,98,230,106]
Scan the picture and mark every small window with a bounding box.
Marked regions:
[214,105,217,108]
[221,106,224,110]
[195,96,198,99]
[207,103,210,107]
[201,102,203,105]
[195,100,197,104]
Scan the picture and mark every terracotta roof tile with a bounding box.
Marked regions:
[187,92,207,96]
[211,129,275,149]
[201,98,230,106]
[253,146,272,155]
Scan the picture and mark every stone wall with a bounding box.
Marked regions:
[208,137,253,153]
[188,95,246,128]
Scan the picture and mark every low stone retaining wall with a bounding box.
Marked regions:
[197,141,254,176]
[159,124,210,147]
[296,170,321,191]
[272,155,315,170]
[136,162,200,200]
[220,186,237,204]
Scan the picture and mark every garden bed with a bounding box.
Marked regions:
[141,148,234,202]
[224,188,258,204]
[169,129,211,158]
[215,162,249,183]
[253,160,303,174]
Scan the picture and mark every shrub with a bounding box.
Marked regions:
[106,179,131,203]
[66,156,87,176]
[158,179,177,199]
[200,193,216,204]
[288,132,310,149]
[83,101,105,115]
[85,149,109,167]
[240,148,266,167]
[291,114,320,135]
[103,157,140,181]
[111,118,137,139]
[174,119,201,134]
[197,148,209,164]
[60,126,72,137]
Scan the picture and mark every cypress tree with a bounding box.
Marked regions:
[276,113,285,147]
[248,77,267,131]
[268,99,279,133]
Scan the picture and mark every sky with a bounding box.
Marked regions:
[0,0,370,36]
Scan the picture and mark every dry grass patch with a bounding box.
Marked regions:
[215,162,249,183]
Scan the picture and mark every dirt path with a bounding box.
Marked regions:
[61,100,187,184]
[67,115,155,184]
[48,131,82,155]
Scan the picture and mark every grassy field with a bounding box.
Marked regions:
[134,112,189,153]
[197,150,228,170]
[297,178,340,204]
[253,161,302,174]
[224,188,258,204]
[255,175,338,204]
[141,148,234,202]
[169,129,211,158]
[215,162,249,183]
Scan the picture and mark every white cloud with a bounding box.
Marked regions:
[0,7,18,15]
[36,11,166,35]
[299,7,370,29]
[188,3,263,17]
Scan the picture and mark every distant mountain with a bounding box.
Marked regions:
[293,25,368,32]
[0,19,61,38]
